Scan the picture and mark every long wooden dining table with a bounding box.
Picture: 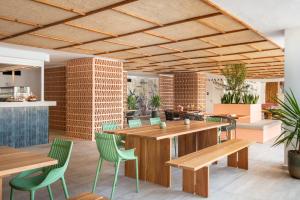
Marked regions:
[110,120,228,187]
[0,146,58,200]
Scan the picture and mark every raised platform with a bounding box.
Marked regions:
[236,120,282,143]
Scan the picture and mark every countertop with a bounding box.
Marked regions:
[0,101,56,107]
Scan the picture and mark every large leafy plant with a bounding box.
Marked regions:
[269,90,300,152]
[150,95,161,110]
[127,95,137,110]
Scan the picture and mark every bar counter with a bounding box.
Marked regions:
[0,101,56,147]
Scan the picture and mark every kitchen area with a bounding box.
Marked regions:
[0,46,56,147]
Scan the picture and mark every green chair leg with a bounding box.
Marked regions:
[47,185,54,200]
[10,187,14,200]
[92,158,103,193]
[110,160,120,200]
[61,176,69,199]
[135,158,139,193]
[30,191,35,200]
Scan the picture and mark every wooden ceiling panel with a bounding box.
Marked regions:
[249,41,278,50]
[76,40,129,53]
[4,34,72,49]
[106,33,169,47]
[210,55,247,61]
[60,47,99,54]
[208,45,255,55]
[0,0,76,25]
[174,50,216,58]
[144,54,184,62]
[147,21,218,40]
[43,0,124,13]
[67,10,154,35]
[33,24,107,43]
[101,51,143,60]
[202,30,264,46]
[115,0,218,24]
[198,14,245,32]
[242,49,284,58]
[155,60,191,67]
[0,19,33,36]
[128,46,176,56]
[161,39,215,51]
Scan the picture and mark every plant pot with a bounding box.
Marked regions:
[288,150,300,179]
[151,110,159,118]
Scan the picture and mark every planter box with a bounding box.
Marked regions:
[213,104,262,123]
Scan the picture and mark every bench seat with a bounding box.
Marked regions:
[166,139,253,198]
[236,120,281,143]
[69,192,108,200]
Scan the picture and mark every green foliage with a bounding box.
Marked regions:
[269,90,300,152]
[221,92,241,104]
[242,94,259,104]
[127,95,137,110]
[150,95,161,110]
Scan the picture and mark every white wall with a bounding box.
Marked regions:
[0,68,41,98]
[206,74,224,113]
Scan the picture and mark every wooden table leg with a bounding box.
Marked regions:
[0,176,3,200]
[125,136,171,187]
[228,152,238,168]
[197,128,218,150]
[182,169,195,194]
[238,147,248,170]
[195,167,209,198]
[178,133,196,157]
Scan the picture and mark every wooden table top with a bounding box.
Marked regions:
[0,146,58,177]
[110,121,228,140]
[206,114,248,120]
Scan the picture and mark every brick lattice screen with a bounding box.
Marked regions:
[66,58,123,140]
[45,66,66,130]
[159,75,174,110]
[174,73,206,111]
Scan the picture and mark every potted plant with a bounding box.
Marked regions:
[150,95,161,118]
[269,90,300,179]
[127,94,137,117]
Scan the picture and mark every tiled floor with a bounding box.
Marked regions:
[3,132,300,200]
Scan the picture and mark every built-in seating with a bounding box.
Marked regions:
[236,120,281,143]
[166,139,253,198]
[69,192,108,200]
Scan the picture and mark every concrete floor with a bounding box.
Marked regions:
[3,132,300,200]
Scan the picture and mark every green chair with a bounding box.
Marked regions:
[128,119,142,128]
[149,117,161,125]
[9,139,73,200]
[102,122,125,148]
[92,133,139,200]
[206,116,222,143]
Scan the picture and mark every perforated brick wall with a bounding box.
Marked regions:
[123,71,128,112]
[159,74,174,110]
[174,72,206,111]
[66,58,123,140]
[45,66,66,130]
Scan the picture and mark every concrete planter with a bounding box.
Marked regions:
[213,104,262,123]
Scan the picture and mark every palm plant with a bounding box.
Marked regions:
[269,89,300,178]
[127,95,137,110]
[150,95,161,110]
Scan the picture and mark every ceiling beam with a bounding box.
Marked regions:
[0,0,138,40]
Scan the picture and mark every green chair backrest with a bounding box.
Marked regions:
[128,119,142,128]
[206,116,222,122]
[45,139,73,173]
[102,122,119,131]
[150,117,161,125]
[95,133,119,162]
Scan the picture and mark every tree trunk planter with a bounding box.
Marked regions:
[213,104,262,123]
[288,150,300,179]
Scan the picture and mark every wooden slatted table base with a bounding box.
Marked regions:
[166,140,254,198]
[69,192,108,200]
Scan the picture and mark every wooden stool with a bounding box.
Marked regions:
[69,192,108,200]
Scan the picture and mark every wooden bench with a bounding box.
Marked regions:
[69,192,108,200]
[166,139,254,198]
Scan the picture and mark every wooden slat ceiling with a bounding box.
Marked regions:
[0,0,284,79]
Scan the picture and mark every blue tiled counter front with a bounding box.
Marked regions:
[0,105,50,148]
